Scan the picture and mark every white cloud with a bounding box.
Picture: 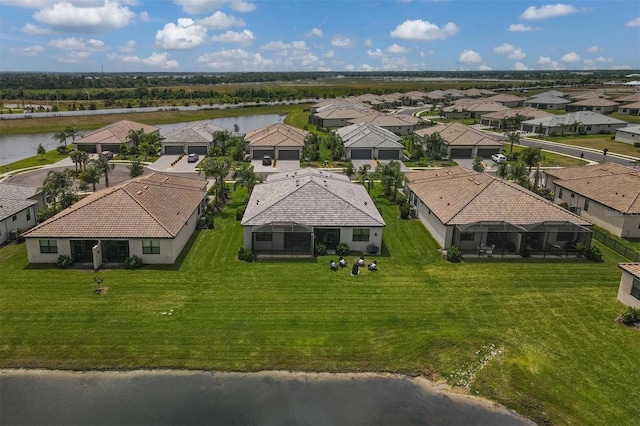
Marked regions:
[139,11,151,22]
[626,17,640,27]
[331,35,353,48]
[561,52,581,63]
[197,49,277,71]
[21,23,50,35]
[211,29,254,44]
[586,46,602,53]
[595,56,612,63]
[56,50,92,64]
[493,43,526,60]
[386,44,409,54]
[48,37,107,52]
[513,62,529,70]
[367,48,383,58]
[198,11,245,29]
[119,52,179,69]
[520,4,577,20]
[156,18,208,50]
[307,28,323,38]
[119,40,136,53]
[10,45,45,57]
[479,64,492,71]
[260,40,307,52]
[508,23,538,32]
[390,19,459,41]
[362,39,373,47]
[537,56,565,70]
[174,0,256,14]
[458,49,482,64]
[359,64,375,72]
[323,49,335,58]
[33,0,135,33]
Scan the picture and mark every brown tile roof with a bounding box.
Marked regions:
[620,101,640,109]
[406,166,591,226]
[414,122,503,147]
[75,120,159,145]
[482,107,552,120]
[23,173,207,239]
[313,106,373,120]
[443,101,509,113]
[616,93,640,103]
[245,123,308,148]
[554,172,640,214]
[619,263,640,278]
[544,163,636,181]
[569,98,619,107]
[485,94,525,103]
[349,112,419,127]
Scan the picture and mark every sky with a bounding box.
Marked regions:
[0,0,639,73]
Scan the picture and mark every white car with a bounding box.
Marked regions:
[491,153,507,163]
[187,153,199,163]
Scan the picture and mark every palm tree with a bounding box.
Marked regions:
[38,169,73,212]
[472,156,485,172]
[232,164,261,198]
[496,161,509,179]
[37,143,46,159]
[52,130,68,146]
[93,152,115,187]
[128,157,145,178]
[201,157,231,210]
[357,163,372,193]
[80,164,101,192]
[69,150,85,172]
[127,129,146,147]
[343,161,355,180]
[64,126,81,145]
[379,161,403,200]
[508,161,529,188]
[506,131,520,155]
[520,147,544,189]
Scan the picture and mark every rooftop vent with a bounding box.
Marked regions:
[136,191,142,195]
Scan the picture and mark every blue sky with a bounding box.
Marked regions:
[0,0,639,73]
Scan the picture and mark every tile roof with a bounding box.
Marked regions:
[162,121,228,143]
[313,105,373,120]
[619,263,640,278]
[242,168,385,228]
[75,120,159,145]
[531,90,566,98]
[23,173,207,239]
[617,125,640,135]
[482,107,552,120]
[414,122,503,147]
[521,111,628,127]
[0,183,40,221]
[348,112,419,127]
[337,123,404,149]
[568,98,619,107]
[544,162,636,181]
[0,199,37,222]
[554,172,640,214]
[245,123,308,148]
[524,95,571,104]
[485,94,525,103]
[619,101,640,109]
[443,101,509,113]
[406,166,590,226]
[616,93,640,103]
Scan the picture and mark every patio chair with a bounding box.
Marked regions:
[486,244,495,257]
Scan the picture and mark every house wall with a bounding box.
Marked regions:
[617,107,640,116]
[413,197,451,247]
[339,226,384,253]
[1,205,37,245]
[617,272,640,308]
[615,129,640,144]
[555,188,628,237]
[25,237,72,264]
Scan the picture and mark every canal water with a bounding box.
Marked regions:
[0,114,284,167]
[0,370,534,426]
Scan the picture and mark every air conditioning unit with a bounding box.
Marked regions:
[409,206,418,218]
[8,230,18,241]
[568,206,581,214]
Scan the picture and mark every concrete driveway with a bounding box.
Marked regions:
[149,155,201,172]
[351,159,409,172]
[251,159,300,177]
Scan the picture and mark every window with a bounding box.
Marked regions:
[570,192,575,199]
[631,277,640,301]
[39,239,58,254]
[558,187,563,198]
[26,211,31,221]
[352,228,370,242]
[556,232,574,242]
[12,215,17,221]
[460,232,475,241]
[255,232,272,242]
[142,239,160,254]
[584,198,590,212]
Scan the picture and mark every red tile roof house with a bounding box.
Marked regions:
[241,168,385,257]
[404,166,592,258]
[245,123,308,161]
[618,263,640,309]
[74,120,159,154]
[414,122,503,159]
[23,173,208,268]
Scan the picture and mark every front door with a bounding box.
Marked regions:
[315,228,340,250]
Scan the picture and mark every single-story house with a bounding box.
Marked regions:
[615,125,640,144]
[348,112,420,135]
[566,98,619,114]
[520,111,629,135]
[442,101,509,119]
[550,167,640,238]
[161,121,229,155]
[543,162,634,191]
[241,168,385,256]
[480,107,551,129]
[617,101,640,116]
[245,123,308,161]
[0,183,43,244]
[615,93,640,104]
[414,122,503,159]
[618,263,640,309]
[23,173,208,267]
[523,95,571,110]
[484,94,525,107]
[309,104,373,128]
[337,123,405,160]
[404,166,592,257]
[74,120,159,154]
[531,90,566,99]
[461,88,496,98]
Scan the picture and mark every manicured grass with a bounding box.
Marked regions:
[610,113,640,124]
[504,144,588,167]
[1,146,71,174]
[0,188,639,425]
[542,134,640,158]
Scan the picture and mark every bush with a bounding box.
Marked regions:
[56,145,68,155]
[621,306,640,325]
[584,245,603,262]
[336,243,350,256]
[446,246,462,263]
[634,142,640,148]
[399,201,411,219]
[237,247,256,262]
[124,255,143,269]
[56,255,73,268]
[366,243,380,254]
[315,242,327,256]
[235,206,246,221]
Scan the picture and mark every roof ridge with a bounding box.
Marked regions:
[241,178,310,223]
[307,179,385,225]
[446,174,493,222]
[121,183,176,236]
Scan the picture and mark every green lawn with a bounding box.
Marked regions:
[504,144,588,167]
[0,188,639,425]
[1,146,71,174]
[541,134,640,158]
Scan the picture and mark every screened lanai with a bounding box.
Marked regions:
[249,222,314,257]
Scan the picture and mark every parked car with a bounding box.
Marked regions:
[262,155,272,166]
[491,153,507,163]
[187,153,199,163]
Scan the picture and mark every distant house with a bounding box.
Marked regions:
[442,101,509,119]
[566,98,619,114]
[414,122,502,159]
[618,263,640,309]
[520,111,628,135]
[615,125,640,144]
[161,121,229,155]
[337,123,405,160]
[309,104,373,128]
[484,94,524,107]
[531,90,566,98]
[241,168,385,256]
[480,107,551,129]
[23,173,208,267]
[617,101,640,116]
[348,112,420,135]
[523,95,571,110]
[404,166,592,257]
[245,123,308,161]
[0,183,43,245]
[74,120,159,154]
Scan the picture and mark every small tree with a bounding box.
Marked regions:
[37,143,46,159]
[80,164,101,192]
[93,152,115,187]
[343,161,355,180]
[506,132,520,155]
[128,157,145,178]
[472,156,485,172]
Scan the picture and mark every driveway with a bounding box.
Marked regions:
[251,159,300,177]
[351,159,409,172]
[148,155,201,172]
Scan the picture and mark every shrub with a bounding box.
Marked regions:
[399,201,411,219]
[237,247,256,262]
[634,142,640,148]
[235,206,246,221]
[446,246,462,263]
[56,145,68,155]
[315,242,327,256]
[336,243,350,256]
[56,255,73,268]
[124,255,143,269]
[584,245,603,262]
[621,306,640,325]
[366,243,380,254]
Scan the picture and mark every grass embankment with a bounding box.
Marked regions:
[541,134,640,158]
[1,147,71,174]
[504,144,587,167]
[0,187,639,425]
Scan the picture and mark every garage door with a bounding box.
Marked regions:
[252,149,274,159]
[449,148,473,158]
[350,149,372,159]
[477,148,499,158]
[77,145,96,154]
[164,145,183,155]
[188,145,208,155]
[102,144,121,153]
[278,149,300,160]
[377,149,401,160]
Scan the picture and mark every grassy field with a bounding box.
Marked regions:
[504,144,588,167]
[1,146,71,174]
[0,186,639,425]
[542,134,640,158]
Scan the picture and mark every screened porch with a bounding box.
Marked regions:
[250,222,314,257]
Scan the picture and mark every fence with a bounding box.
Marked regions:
[592,229,640,262]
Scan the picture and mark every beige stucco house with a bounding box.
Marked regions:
[615,125,640,144]
[617,101,640,116]
[336,123,405,160]
[245,123,308,161]
[415,122,503,159]
[161,121,229,155]
[0,183,44,245]
[618,263,640,308]
[520,111,628,136]
[74,120,159,154]
[23,173,208,267]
